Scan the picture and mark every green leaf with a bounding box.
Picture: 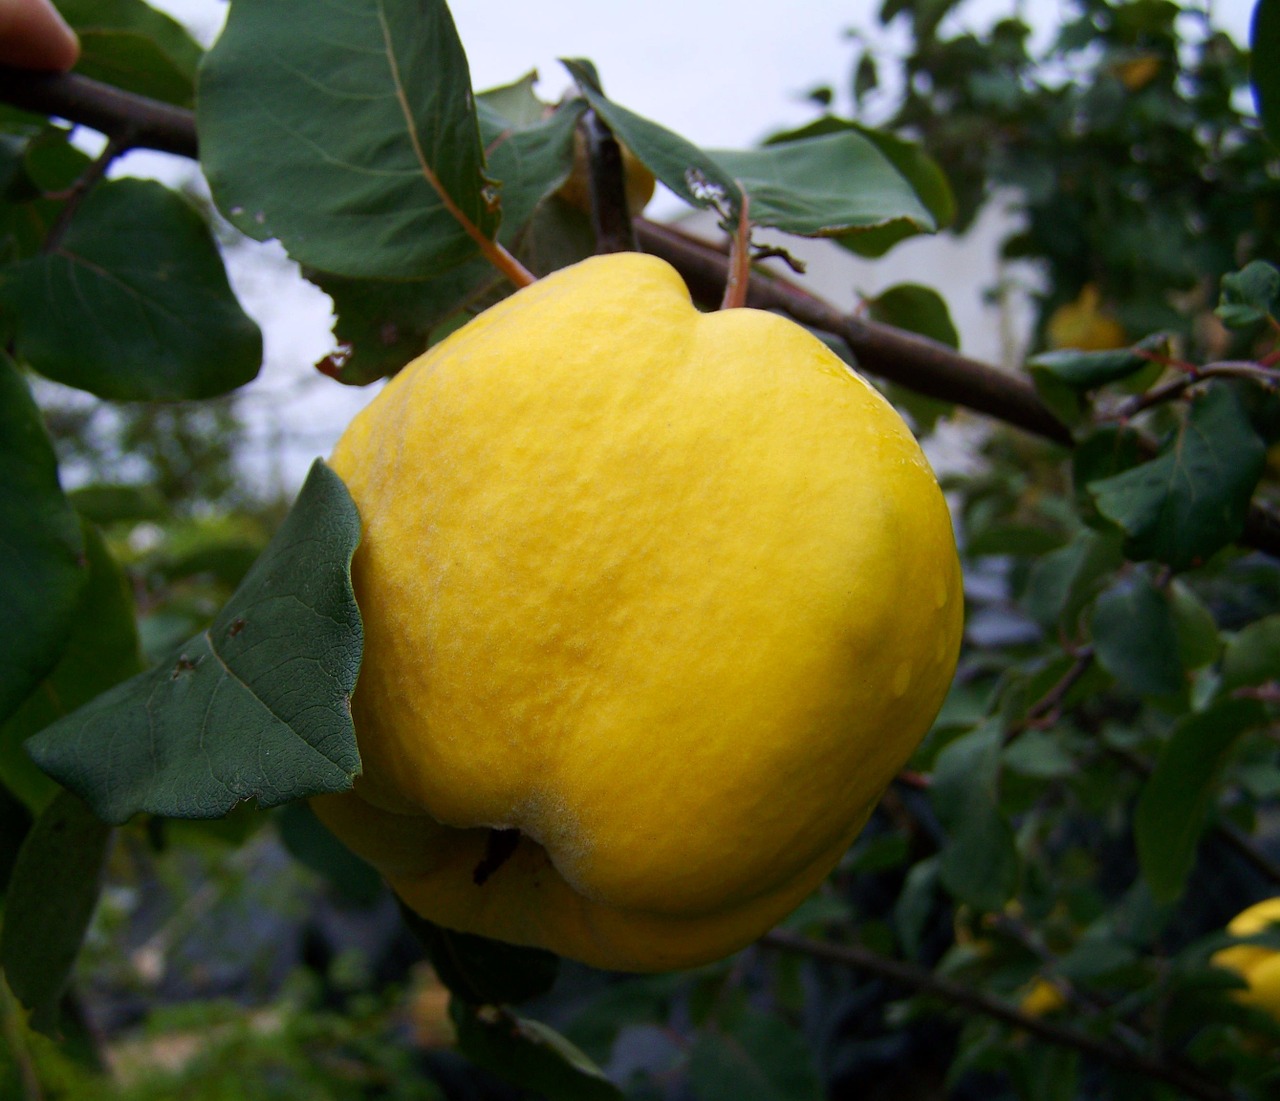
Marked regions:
[931,724,1019,911]
[1169,581,1221,672]
[1216,260,1280,328]
[866,283,959,348]
[0,178,262,400]
[1135,698,1268,902]
[561,58,743,216]
[199,0,498,281]
[0,790,112,1033]
[1088,385,1266,571]
[0,355,86,726]
[26,462,363,825]
[450,1001,621,1100]
[58,0,203,107]
[1071,425,1145,528]
[1090,573,1185,697]
[893,856,939,961]
[398,906,558,1007]
[480,96,585,237]
[477,71,547,127]
[276,801,383,906]
[1022,529,1125,635]
[766,117,954,255]
[65,484,167,526]
[1252,0,1280,148]
[1027,338,1162,390]
[309,91,584,385]
[1219,614,1280,694]
[310,257,498,385]
[0,521,142,812]
[709,132,937,240]
[686,1011,823,1101]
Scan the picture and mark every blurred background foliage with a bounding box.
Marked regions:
[5,0,1280,1099]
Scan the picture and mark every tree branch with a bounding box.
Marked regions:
[6,65,1280,560]
[0,66,197,158]
[582,109,635,254]
[761,929,1239,1101]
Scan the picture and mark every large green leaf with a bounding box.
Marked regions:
[1088,385,1266,571]
[1252,0,1280,148]
[0,178,262,400]
[562,59,743,216]
[0,790,112,1033]
[1090,573,1185,697]
[27,463,363,825]
[310,88,583,385]
[0,354,86,726]
[0,521,142,812]
[710,132,936,240]
[1135,698,1268,902]
[57,0,203,107]
[198,0,497,281]
[450,1001,621,1101]
[479,94,585,239]
[565,61,935,242]
[765,116,954,255]
[931,723,1019,911]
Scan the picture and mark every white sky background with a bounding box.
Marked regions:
[111,0,1261,496]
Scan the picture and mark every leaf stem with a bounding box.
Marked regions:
[42,137,126,255]
[1111,361,1280,421]
[374,10,535,291]
[719,192,752,310]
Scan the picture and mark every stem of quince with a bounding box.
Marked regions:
[719,192,752,310]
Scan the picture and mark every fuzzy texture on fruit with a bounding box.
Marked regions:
[1212,898,1280,1020]
[315,253,963,972]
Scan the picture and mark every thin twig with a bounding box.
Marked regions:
[719,192,752,310]
[1111,361,1280,420]
[582,109,635,254]
[42,137,126,253]
[1004,647,1096,742]
[761,929,1238,1101]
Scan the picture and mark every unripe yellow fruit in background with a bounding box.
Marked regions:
[315,253,963,972]
[1212,898,1280,1020]
[1046,284,1126,352]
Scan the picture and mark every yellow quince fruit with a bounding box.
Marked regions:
[314,253,963,972]
[1046,284,1127,352]
[1212,898,1280,1020]
[555,129,655,217]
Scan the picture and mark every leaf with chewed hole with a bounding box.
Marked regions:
[26,463,363,824]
